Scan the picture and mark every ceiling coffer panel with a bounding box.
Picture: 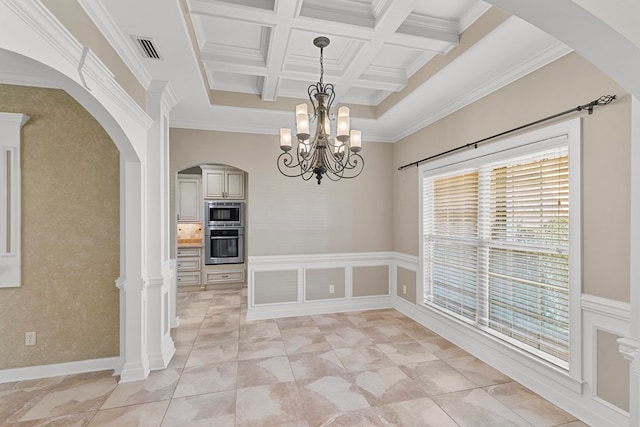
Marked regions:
[284,31,364,80]
[213,0,276,12]
[299,0,375,29]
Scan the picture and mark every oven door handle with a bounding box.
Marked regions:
[209,236,237,240]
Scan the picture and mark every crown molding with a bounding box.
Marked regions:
[392,41,572,142]
[0,70,59,89]
[170,118,278,135]
[2,0,152,132]
[460,1,492,32]
[77,0,153,89]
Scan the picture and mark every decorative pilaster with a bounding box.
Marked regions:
[0,113,29,288]
[118,160,149,383]
[623,95,640,427]
[144,80,178,370]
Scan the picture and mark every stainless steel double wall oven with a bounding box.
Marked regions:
[203,201,244,265]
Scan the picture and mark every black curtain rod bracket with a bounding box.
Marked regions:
[398,94,617,171]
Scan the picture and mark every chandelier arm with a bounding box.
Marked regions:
[324,83,335,111]
[277,152,310,178]
[341,153,364,177]
[308,85,319,120]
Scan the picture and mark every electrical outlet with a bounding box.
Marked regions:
[402,285,407,294]
[329,285,335,294]
[25,331,36,346]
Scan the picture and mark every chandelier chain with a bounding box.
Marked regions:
[319,46,324,87]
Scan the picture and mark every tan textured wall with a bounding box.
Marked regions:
[393,52,630,303]
[42,0,146,109]
[0,84,120,370]
[170,129,394,257]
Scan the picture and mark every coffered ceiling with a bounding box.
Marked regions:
[189,0,483,105]
[49,1,575,141]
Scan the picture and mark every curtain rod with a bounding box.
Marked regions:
[397,94,617,171]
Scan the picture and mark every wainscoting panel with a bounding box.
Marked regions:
[247,252,396,320]
[305,267,346,301]
[253,270,298,305]
[353,265,389,297]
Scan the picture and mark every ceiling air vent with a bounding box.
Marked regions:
[132,36,161,60]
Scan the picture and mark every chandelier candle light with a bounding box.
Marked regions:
[278,36,364,184]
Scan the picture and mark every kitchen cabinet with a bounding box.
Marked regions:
[202,167,245,200]
[177,174,201,222]
[177,246,202,286]
[204,269,245,285]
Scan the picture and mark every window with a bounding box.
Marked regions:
[421,120,580,370]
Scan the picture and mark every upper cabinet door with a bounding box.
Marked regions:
[177,176,201,222]
[203,169,225,199]
[202,168,245,199]
[225,171,245,199]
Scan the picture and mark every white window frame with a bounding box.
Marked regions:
[418,118,582,383]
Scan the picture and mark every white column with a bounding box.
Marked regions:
[0,113,29,289]
[145,80,178,370]
[118,159,149,382]
[619,95,640,424]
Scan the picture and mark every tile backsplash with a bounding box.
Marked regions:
[177,223,203,241]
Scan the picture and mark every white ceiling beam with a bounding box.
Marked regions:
[298,1,375,29]
[187,0,278,25]
[201,59,268,76]
[386,32,457,53]
[261,0,301,101]
[332,0,416,104]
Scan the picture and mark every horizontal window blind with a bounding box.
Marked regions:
[424,171,478,321]
[423,147,570,366]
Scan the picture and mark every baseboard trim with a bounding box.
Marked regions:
[0,356,120,384]
[247,296,393,321]
[392,296,627,427]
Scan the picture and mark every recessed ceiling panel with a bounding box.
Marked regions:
[299,0,375,29]
[413,0,482,20]
[370,44,421,72]
[210,71,262,95]
[215,0,275,11]
[341,86,388,106]
[283,30,363,79]
[197,16,266,52]
[277,77,316,101]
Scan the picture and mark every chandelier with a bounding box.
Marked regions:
[278,36,363,185]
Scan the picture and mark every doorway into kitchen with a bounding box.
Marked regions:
[175,163,247,291]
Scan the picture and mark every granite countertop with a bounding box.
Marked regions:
[177,239,203,248]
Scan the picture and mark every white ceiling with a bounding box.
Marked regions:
[11,0,574,142]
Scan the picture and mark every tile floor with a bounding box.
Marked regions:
[0,288,590,426]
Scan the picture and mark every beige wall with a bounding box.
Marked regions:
[0,84,120,370]
[42,0,146,109]
[597,330,630,411]
[353,266,389,297]
[393,52,630,303]
[397,267,417,304]
[306,268,345,300]
[254,270,297,305]
[170,129,394,257]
